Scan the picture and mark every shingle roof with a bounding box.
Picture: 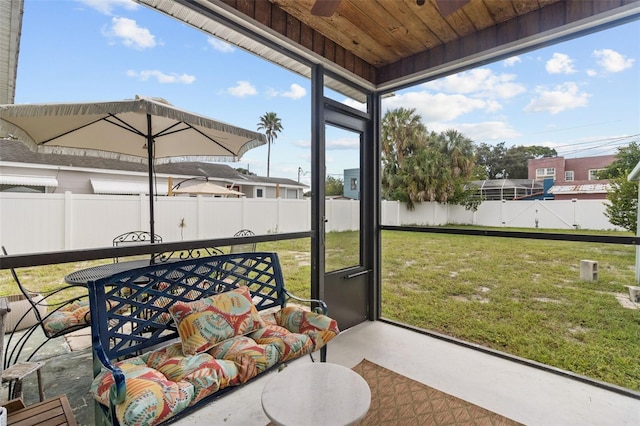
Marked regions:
[0,138,304,187]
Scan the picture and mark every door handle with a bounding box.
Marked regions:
[343,270,371,279]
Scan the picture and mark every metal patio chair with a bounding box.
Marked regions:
[1,247,91,397]
[230,229,257,254]
[112,231,163,263]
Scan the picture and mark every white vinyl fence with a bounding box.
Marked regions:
[0,193,621,254]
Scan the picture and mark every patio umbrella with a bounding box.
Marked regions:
[172,181,245,197]
[0,95,266,237]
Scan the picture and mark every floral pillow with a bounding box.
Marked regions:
[169,286,265,356]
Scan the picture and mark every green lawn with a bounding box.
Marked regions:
[381,229,640,391]
[1,229,638,390]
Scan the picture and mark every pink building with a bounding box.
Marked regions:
[527,155,616,200]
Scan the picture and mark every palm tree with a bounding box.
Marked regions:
[257,112,283,177]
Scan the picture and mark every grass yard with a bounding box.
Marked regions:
[1,228,638,390]
[381,229,640,391]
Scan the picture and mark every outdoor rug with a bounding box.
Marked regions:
[351,359,522,425]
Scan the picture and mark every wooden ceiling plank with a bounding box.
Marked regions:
[270,2,288,35]
[381,0,442,49]
[445,7,476,36]
[377,0,440,51]
[512,0,548,15]
[340,1,410,60]
[270,0,387,65]
[348,0,430,58]
[464,0,498,30]
[412,0,460,43]
[483,0,517,22]
[286,14,301,42]
[517,7,542,39]
[228,0,636,88]
[253,0,273,27]
[495,17,519,46]
[566,0,595,24]
[300,23,314,52]
[539,1,566,32]
[476,24,498,52]
[593,0,624,14]
[323,36,334,61]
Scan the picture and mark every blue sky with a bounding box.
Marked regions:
[14,0,640,185]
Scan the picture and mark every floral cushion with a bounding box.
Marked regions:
[141,342,240,404]
[249,324,314,362]
[169,286,266,356]
[91,357,194,426]
[208,335,280,383]
[42,299,91,336]
[274,306,340,352]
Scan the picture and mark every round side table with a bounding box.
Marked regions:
[261,362,371,426]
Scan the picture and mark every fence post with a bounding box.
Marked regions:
[64,191,73,250]
[139,194,146,231]
[241,197,247,231]
[197,196,204,239]
[277,197,282,233]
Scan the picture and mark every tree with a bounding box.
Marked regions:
[235,167,255,176]
[257,112,283,177]
[599,142,640,233]
[381,107,426,171]
[381,108,428,203]
[475,143,556,179]
[381,108,477,210]
[325,175,344,196]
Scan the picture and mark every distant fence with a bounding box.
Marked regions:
[0,193,621,254]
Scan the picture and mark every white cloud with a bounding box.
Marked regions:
[281,84,306,100]
[76,0,138,15]
[423,68,525,100]
[503,56,522,67]
[423,68,526,105]
[455,121,521,142]
[207,37,235,53]
[326,137,359,150]
[105,17,156,50]
[546,53,576,74]
[593,49,634,73]
[586,69,598,77]
[226,81,257,97]
[293,139,311,148]
[266,84,307,99]
[383,91,490,122]
[524,82,590,114]
[126,70,195,84]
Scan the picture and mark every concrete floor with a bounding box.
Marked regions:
[3,321,639,426]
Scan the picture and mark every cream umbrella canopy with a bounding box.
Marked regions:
[0,95,266,237]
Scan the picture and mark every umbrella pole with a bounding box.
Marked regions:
[147,114,155,240]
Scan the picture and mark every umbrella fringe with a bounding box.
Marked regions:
[2,98,267,143]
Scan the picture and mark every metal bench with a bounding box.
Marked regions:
[87,251,337,425]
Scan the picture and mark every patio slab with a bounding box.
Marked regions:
[3,321,639,426]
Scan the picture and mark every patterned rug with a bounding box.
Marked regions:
[352,359,522,425]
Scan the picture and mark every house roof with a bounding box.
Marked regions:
[548,184,611,194]
[0,138,304,188]
[471,179,542,190]
[0,0,22,104]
